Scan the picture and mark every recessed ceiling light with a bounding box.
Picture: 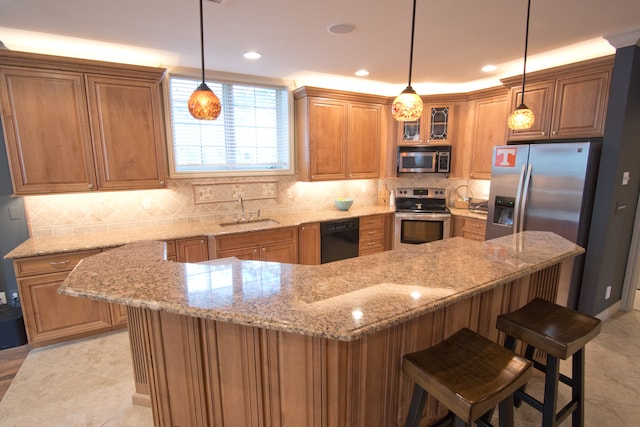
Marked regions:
[355,69,369,77]
[327,23,356,35]
[243,51,262,60]
[481,64,497,72]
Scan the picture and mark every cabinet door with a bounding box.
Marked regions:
[308,98,347,180]
[506,81,554,141]
[176,237,209,262]
[347,102,380,178]
[260,241,298,263]
[424,103,454,143]
[86,75,167,191]
[298,223,321,265]
[0,68,96,194]
[18,272,113,345]
[470,95,509,180]
[110,303,128,326]
[550,71,610,138]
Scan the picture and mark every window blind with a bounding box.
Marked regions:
[169,76,291,174]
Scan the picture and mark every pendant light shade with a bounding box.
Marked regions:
[392,0,423,122]
[189,0,221,121]
[508,0,534,130]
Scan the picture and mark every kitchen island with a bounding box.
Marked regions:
[59,231,583,427]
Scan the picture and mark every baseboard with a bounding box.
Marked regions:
[595,300,621,321]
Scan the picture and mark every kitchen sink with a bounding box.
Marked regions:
[218,218,280,228]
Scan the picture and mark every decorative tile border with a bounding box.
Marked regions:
[193,180,279,204]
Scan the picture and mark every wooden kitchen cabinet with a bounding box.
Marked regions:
[164,237,208,262]
[398,102,455,145]
[469,91,509,180]
[452,215,487,242]
[298,223,321,265]
[214,227,298,263]
[359,214,386,256]
[505,56,612,141]
[0,50,167,195]
[294,87,387,181]
[14,249,127,347]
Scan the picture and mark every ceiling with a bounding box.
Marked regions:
[1,0,639,95]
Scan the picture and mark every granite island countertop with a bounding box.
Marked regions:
[5,205,395,259]
[59,231,583,341]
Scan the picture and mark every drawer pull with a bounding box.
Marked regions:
[50,260,70,266]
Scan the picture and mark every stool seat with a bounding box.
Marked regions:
[403,328,532,426]
[496,298,601,359]
[496,298,602,427]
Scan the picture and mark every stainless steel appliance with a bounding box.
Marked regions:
[485,140,601,308]
[397,145,451,173]
[394,187,451,248]
[320,218,359,264]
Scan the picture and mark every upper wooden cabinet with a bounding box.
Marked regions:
[398,102,455,145]
[0,50,168,195]
[505,56,613,141]
[469,91,509,180]
[294,87,387,181]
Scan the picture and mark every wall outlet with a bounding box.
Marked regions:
[605,285,612,299]
[0,292,6,304]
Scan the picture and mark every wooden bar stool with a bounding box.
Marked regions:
[402,328,532,427]
[496,298,602,427]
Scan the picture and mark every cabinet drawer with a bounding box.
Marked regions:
[360,214,384,230]
[461,218,486,241]
[215,227,297,251]
[14,249,101,277]
[359,238,384,255]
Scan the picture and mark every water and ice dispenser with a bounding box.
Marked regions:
[492,196,516,227]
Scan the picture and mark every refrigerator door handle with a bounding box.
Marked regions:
[519,164,533,234]
[513,164,527,235]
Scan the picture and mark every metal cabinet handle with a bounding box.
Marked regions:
[50,260,70,266]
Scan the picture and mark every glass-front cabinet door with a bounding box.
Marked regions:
[398,102,454,144]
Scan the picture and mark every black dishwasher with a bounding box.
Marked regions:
[320,218,359,264]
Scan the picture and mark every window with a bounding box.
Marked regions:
[168,75,292,176]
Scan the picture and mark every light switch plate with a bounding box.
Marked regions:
[8,206,21,220]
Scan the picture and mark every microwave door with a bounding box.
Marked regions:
[399,152,435,172]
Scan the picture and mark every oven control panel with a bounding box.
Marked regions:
[396,187,446,199]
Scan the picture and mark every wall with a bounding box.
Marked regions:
[0,122,29,297]
[580,44,640,315]
[22,174,489,238]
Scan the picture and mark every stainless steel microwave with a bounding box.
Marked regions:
[397,145,451,173]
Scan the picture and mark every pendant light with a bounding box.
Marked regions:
[507,0,535,130]
[188,0,221,120]
[392,0,423,122]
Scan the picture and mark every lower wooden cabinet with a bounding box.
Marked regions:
[452,216,487,242]
[14,249,126,347]
[213,227,298,263]
[164,237,209,262]
[359,214,386,256]
[298,223,321,265]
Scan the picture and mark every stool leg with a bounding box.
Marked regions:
[405,384,428,427]
[542,355,560,427]
[498,395,515,427]
[572,348,585,427]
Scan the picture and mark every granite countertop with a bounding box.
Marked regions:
[59,231,583,341]
[5,205,395,259]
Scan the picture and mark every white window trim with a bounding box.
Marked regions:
[163,68,296,178]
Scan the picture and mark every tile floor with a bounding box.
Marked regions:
[0,296,638,426]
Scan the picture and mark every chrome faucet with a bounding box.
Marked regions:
[238,196,246,221]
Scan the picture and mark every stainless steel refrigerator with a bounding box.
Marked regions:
[485,141,601,309]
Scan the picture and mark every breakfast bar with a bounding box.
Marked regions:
[59,231,583,427]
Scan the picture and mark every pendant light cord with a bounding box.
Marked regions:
[198,0,206,84]
[521,0,531,105]
[407,0,417,87]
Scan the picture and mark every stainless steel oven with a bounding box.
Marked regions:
[394,187,451,248]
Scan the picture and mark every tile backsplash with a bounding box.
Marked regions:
[23,175,490,238]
